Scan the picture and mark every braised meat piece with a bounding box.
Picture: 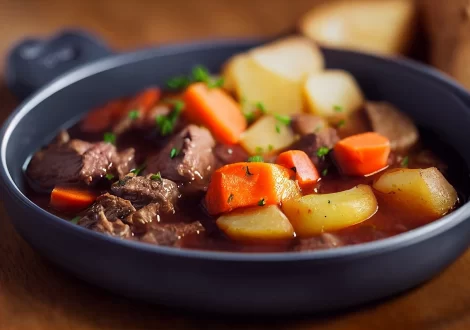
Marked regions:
[214,144,249,166]
[145,125,216,187]
[291,114,328,136]
[111,173,179,212]
[290,128,340,171]
[365,101,419,152]
[111,148,136,179]
[78,193,136,238]
[140,221,205,246]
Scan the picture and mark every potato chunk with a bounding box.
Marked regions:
[217,205,295,241]
[303,70,364,124]
[373,168,458,223]
[282,185,377,237]
[298,0,416,55]
[240,115,295,155]
[222,36,324,115]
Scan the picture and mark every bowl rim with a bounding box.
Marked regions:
[1,36,470,262]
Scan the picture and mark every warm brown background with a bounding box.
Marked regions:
[2,0,470,329]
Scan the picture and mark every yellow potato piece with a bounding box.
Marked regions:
[240,115,295,155]
[217,205,295,241]
[298,0,415,55]
[221,36,324,115]
[373,167,458,222]
[303,70,364,124]
[282,185,378,237]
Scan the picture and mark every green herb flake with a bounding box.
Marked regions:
[258,198,266,206]
[337,119,346,128]
[328,200,331,204]
[401,156,409,167]
[208,77,225,89]
[166,75,191,90]
[255,101,266,114]
[322,168,328,177]
[128,110,140,120]
[316,146,330,158]
[70,216,81,225]
[244,111,256,124]
[156,100,184,136]
[103,132,116,145]
[333,105,343,112]
[275,114,291,126]
[131,164,146,176]
[105,173,115,181]
[170,148,180,159]
[172,100,185,112]
[268,144,274,152]
[227,193,234,203]
[150,172,162,181]
[245,166,253,176]
[255,146,264,155]
[192,65,210,83]
[248,155,264,163]
[275,124,281,134]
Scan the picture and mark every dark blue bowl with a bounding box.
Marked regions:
[2,31,470,315]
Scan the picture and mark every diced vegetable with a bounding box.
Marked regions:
[303,70,364,124]
[183,82,247,144]
[240,115,295,155]
[50,186,97,212]
[216,205,295,241]
[222,36,324,115]
[282,185,378,237]
[205,162,300,215]
[80,99,127,133]
[334,132,391,176]
[277,150,320,190]
[373,167,458,223]
[298,0,416,55]
[123,87,161,118]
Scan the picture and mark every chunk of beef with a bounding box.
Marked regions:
[111,148,136,178]
[145,125,216,187]
[140,221,205,246]
[111,173,179,212]
[124,203,159,234]
[78,193,135,238]
[293,233,344,251]
[113,104,171,135]
[291,114,328,136]
[365,101,419,152]
[214,144,249,166]
[290,128,339,171]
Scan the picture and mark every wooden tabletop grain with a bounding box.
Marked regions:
[2,0,470,329]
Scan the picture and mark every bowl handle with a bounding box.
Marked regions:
[5,29,114,100]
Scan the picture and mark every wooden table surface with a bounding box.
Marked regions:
[2,0,470,329]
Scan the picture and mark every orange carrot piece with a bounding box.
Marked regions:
[114,87,161,120]
[183,83,247,144]
[277,150,319,189]
[50,186,97,212]
[205,162,299,215]
[333,132,391,176]
[80,99,127,133]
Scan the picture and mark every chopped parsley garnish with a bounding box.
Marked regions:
[275,114,291,126]
[128,110,140,120]
[255,146,264,154]
[248,155,264,163]
[207,77,225,89]
[268,144,274,152]
[70,216,81,225]
[401,156,409,167]
[255,101,267,114]
[244,111,256,124]
[131,164,146,176]
[322,168,328,176]
[166,76,191,90]
[245,166,253,176]
[105,173,115,180]
[337,119,346,128]
[328,200,331,204]
[192,65,210,83]
[316,146,330,158]
[258,198,266,206]
[156,100,184,136]
[150,172,162,181]
[275,124,281,134]
[103,132,116,145]
[333,105,343,112]
[227,193,234,203]
[170,148,180,159]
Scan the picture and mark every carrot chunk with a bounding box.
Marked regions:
[205,162,300,215]
[50,186,97,212]
[80,99,127,133]
[183,83,247,144]
[277,150,319,189]
[115,87,161,120]
[333,132,391,176]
